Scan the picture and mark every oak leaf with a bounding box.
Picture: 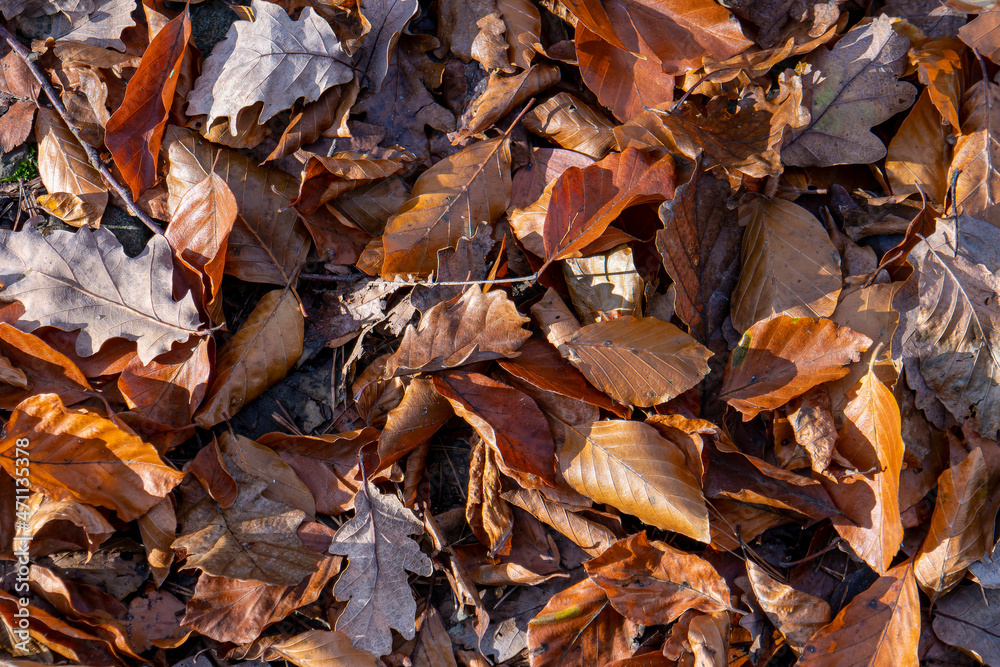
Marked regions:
[783,15,918,166]
[0,393,185,522]
[721,316,871,420]
[328,478,433,656]
[0,225,203,365]
[187,0,354,130]
[355,0,419,93]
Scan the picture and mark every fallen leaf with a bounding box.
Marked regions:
[720,316,871,420]
[562,244,644,324]
[559,420,710,542]
[783,16,918,166]
[118,339,211,428]
[457,64,561,140]
[498,0,541,69]
[376,378,453,472]
[502,485,619,556]
[585,532,731,624]
[523,92,616,159]
[746,560,830,653]
[187,0,354,130]
[354,0,420,93]
[260,629,381,666]
[195,288,303,427]
[933,584,1000,665]
[466,435,515,555]
[542,147,676,265]
[328,477,433,656]
[35,107,107,228]
[948,80,1000,227]
[383,285,530,378]
[0,393,184,521]
[0,322,92,409]
[105,9,189,198]
[559,315,712,408]
[798,561,919,666]
[886,90,951,204]
[381,135,511,278]
[730,196,843,333]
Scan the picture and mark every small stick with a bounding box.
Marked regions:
[299,272,540,287]
[0,23,162,235]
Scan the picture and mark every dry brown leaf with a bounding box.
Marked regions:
[824,368,905,574]
[0,393,185,522]
[933,585,1000,665]
[559,420,710,542]
[585,532,731,625]
[524,92,616,159]
[456,64,561,140]
[502,485,619,556]
[949,81,1000,227]
[0,322,92,409]
[498,0,540,68]
[295,150,413,215]
[377,378,453,471]
[383,285,530,378]
[35,107,106,227]
[721,315,871,420]
[163,125,311,286]
[959,9,1000,62]
[266,86,342,162]
[258,629,381,666]
[746,560,830,653]
[886,89,951,204]
[118,339,211,428]
[466,435,515,554]
[195,288,303,428]
[915,447,990,600]
[787,385,839,474]
[730,196,843,333]
[562,245,643,324]
[381,136,511,278]
[558,315,712,408]
[328,477,433,656]
[355,0,420,93]
[798,561,919,666]
[911,37,964,131]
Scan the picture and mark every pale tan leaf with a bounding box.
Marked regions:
[498,0,540,69]
[559,420,710,542]
[502,485,618,556]
[731,196,842,333]
[949,80,1000,228]
[746,560,830,653]
[524,93,616,159]
[35,108,106,228]
[886,90,951,204]
[264,630,380,666]
[0,225,204,365]
[187,0,354,129]
[562,245,642,324]
[329,478,433,656]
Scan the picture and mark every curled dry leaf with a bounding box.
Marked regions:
[730,196,843,333]
[825,368,904,574]
[798,561,919,666]
[295,150,413,215]
[457,64,561,141]
[196,288,303,428]
[783,16,918,166]
[434,370,557,487]
[35,108,106,228]
[559,420,710,542]
[584,532,730,625]
[746,560,831,653]
[502,485,619,556]
[720,316,871,420]
[163,125,311,286]
[187,0,355,130]
[787,386,839,474]
[466,435,515,555]
[381,135,511,278]
[562,244,644,324]
[524,92,616,159]
[915,447,990,600]
[383,285,530,378]
[0,393,185,522]
[105,9,189,198]
[328,478,433,656]
[542,147,675,266]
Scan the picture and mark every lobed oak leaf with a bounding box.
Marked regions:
[585,532,730,625]
[33,0,136,51]
[721,316,870,419]
[383,285,530,378]
[186,0,355,131]
[799,561,919,666]
[559,420,710,542]
[0,393,185,522]
[0,225,203,365]
[328,478,433,656]
[783,15,918,167]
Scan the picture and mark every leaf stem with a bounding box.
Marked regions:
[0,23,163,236]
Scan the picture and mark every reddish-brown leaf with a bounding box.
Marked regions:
[0,323,92,409]
[118,338,211,428]
[105,9,190,197]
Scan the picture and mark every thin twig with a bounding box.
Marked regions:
[0,23,162,235]
[299,272,539,287]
